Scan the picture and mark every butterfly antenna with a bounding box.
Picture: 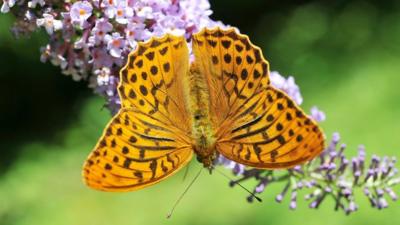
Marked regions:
[213,166,262,202]
[166,167,203,219]
[182,162,191,182]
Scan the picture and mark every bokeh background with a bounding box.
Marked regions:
[1,0,400,224]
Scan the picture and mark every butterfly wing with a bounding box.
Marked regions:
[192,27,269,129]
[216,86,325,168]
[192,27,325,169]
[83,34,194,191]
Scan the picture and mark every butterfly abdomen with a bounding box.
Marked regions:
[185,63,217,168]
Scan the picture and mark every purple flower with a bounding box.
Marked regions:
[136,6,154,19]
[153,15,186,37]
[215,73,399,214]
[50,54,68,70]
[90,48,113,70]
[1,0,221,113]
[102,0,132,22]
[1,0,15,13]
[70,1,93,28]
[40,44,51,63]
[105,32,126,58]
[94,66,120,113]
[270,71,303,105]
[89,18,113,46]
[95,67,112,87]
[218,155,245,175]
[105,0,134,24]
[28,0,45,8]
[36,13,63,35]
[61,12,72,27]
[102,0,117,18]
[223,133,399,214]
[125,23,152,48]
[311,106,326,122]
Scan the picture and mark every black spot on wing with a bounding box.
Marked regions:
[145,51,155,60]
[221,40,231,49]
[159,46,168,55]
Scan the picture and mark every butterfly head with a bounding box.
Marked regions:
[192,132,217,172]
[194,148,217,173]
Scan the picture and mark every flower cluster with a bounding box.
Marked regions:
[2,0,398,214]
[2,0,222,113]
[218,72,399,214]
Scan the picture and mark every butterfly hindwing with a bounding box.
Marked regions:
[83,110,193,191]
[83,35,194,191]
[216,86,324,168]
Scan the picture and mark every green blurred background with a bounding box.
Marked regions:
[1,0,399,224]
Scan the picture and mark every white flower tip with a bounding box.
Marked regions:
[53,20,63,31]
[36,18,45,26]
[169,28,185,36]
[1,3,10,13]
[27,2,34,8]
[311,106,326,122]
[275,194,283,202]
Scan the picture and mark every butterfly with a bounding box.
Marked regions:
[82,27,325,192]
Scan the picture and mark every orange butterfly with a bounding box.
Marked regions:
[82,27,325,192]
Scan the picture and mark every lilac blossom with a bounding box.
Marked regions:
[1,0,15,13]
[311,106,326,122]
[88,18,113,46]
[136,6,154,19]
[105,32,126,58]
[1,0,399,214]
[70,1,93,28]
[104,0,134,24]
[125,23,152,48]
[270,71,303,105]
[36,13,63,35]
[2,0,221,111]
[90,48,114,70]
[27,0,45,9]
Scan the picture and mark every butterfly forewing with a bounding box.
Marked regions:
[119,34,191,133]
[192,28,270,130]
[83,35,194,191]
[193,27,325,169]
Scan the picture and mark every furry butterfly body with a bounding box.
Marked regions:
[82,27,325,191]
